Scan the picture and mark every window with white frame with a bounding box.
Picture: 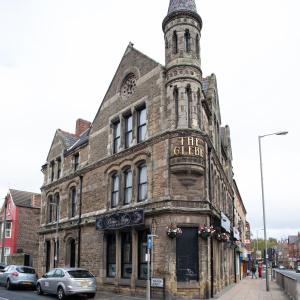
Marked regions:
[5,222,12,238]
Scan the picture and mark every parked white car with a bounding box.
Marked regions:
[37,268,96,299]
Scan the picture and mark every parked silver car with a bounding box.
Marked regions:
[37,268,96,299]
[0,265,37,289]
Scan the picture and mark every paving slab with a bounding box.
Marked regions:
[215,277,289,300]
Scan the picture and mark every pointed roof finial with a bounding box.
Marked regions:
[168,0,197,15]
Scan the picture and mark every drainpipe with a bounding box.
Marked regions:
[208,146,214,298]
[1,196,8,263]
[233,199,237,283]
[77,175,83,267]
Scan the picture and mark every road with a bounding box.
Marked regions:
[0,286,83,300]
[0,286,146,300]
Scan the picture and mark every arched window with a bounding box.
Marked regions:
[186,84,192,128]
[196,34,200,58]
[67,238,76,268]
[184,29,191,52]
[47,195,53,223]
[124,169,132,205]
[111,174,119,208]
[174,86,179,127]
[54,192,60,221]
[197,89,201,128]
[69,187,77,218]
[172,31,178,54]
[138,164,147,202]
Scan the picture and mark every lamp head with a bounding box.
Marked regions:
[276,131,288,136]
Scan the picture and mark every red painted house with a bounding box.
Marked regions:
[0,189,41,267]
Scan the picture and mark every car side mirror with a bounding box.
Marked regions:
[42,274,47,278]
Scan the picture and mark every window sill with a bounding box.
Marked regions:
[135,279,147,287]
[119,278,131,286]
[103,277,115,285]
[177,281,199,289]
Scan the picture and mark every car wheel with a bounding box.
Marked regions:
[86,293,95,299]
[57,286,65,300]
[6,279,12,290]
[37,283,43,295]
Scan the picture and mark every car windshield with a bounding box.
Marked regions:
[16,267,36,274]
[67,270,94,278]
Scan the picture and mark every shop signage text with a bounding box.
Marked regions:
[173,137,204,157]
[221,212,231,233]
[96,209,144,230]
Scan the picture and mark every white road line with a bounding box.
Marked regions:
[0,297,9,300]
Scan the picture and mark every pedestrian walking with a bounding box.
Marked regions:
[251,264,257,279]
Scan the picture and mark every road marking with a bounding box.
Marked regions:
[0,297,8,300]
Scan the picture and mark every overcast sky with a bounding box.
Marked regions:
[0,0,299,240]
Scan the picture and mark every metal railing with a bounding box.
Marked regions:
[273,269,299,300]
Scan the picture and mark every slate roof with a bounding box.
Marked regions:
[168,0,197,14]
[9,189,39,208]
[59,130,79,149]
[65,128,90,154]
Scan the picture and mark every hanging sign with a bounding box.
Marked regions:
[221,212,231,233]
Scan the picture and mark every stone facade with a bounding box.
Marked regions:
[38,1,245,299]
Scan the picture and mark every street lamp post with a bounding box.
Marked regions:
[50,202,60,267]
[258,131,288,292]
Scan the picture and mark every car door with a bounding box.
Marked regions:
[41,269,56,293]
[53,269,65,293]
[0,266,8,285]
[1,266,12,285]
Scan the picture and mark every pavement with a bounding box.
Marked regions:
[214,276,289,300]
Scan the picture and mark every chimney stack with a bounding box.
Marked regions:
[75,119,91,137]
[31,194,41,208]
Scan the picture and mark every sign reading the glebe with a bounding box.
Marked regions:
[172,137,204,157]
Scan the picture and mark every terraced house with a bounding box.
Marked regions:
[38,0,245,298]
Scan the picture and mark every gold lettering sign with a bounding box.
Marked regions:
[173,137,204,157]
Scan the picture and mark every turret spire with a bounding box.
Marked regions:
[167,0,197,15]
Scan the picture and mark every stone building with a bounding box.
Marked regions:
[38,0,244,298]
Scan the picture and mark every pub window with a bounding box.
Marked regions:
[57,157,61,179]
[176,227,199,282]
[111,174,119,208]
[138,230,149,279]
[50,161,55,182]
[5,222,11,238]
[125,115,133,149]
[69,187,77,218]
[54,192,60,221]
[172,31,178,54]
[121,232,132,278]
[74,153,79,171]
[138,164,147,202]
[124,169,132,205]
[113,120,121,154]
[184,29,191,52]
[137,106,147,143]
[107,234,116,278]
[47,195,53,223]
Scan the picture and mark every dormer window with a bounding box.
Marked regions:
[113,121,121,154]
[74,153,79,171]
[50,161,55,182]
[57,157,61,179]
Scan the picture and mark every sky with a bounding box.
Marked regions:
[0,0,299,240]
